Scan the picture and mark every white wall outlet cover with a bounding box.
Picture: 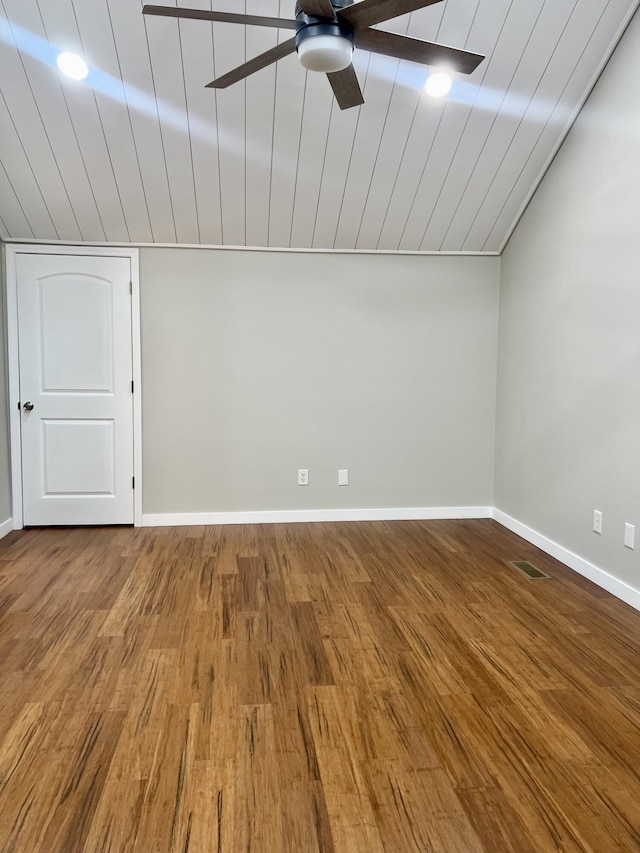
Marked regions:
[593,510,602,534]
[298,469,309,486]
[338,469,349,486]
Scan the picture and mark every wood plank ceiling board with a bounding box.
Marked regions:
[0,0,637,251]
[0,91,58,241]
[72,0,155,244]
[300,51,368,250]
[211,1,250,246]
[143,10,201,244]
[106,0,178,243]
[444,0,632,252]
[400,0,556,252]
[419,0,528,252]
[312,57,371,248]
[478,0,635,252]
[365,1,482,253]
[288,58,336,248]
[0,162,33,239]
[268,51,309,249]
[406,0,519,252]
[350,5,445,250]
[33,0,132,241]
[2,0,104,242]
[332,54,410,251]
[246,0,285,249]
[455,0,599,252]
[0,7,74,241]
[178,13,223,246]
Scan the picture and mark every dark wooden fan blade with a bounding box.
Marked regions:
[327,65,364,110]
[354,28,484,74]
[142,5,298,30]
[205,37,297,88]
[299,0,336,18]
[339,0,443,30]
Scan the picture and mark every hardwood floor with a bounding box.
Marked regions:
[1,519,640,852]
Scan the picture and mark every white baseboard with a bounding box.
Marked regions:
[492,508,640,612]
[0,518,13,540]
[142,505,493,527]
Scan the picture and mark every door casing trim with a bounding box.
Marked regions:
[5,244,142,528]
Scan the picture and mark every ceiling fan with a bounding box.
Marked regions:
[142,0,484,110]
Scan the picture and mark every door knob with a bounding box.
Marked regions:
[23,401,34,411]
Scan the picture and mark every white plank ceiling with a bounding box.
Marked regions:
[0,0,637,252]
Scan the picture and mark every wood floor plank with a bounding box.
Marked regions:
[2,519,640,850]
[307,685,386,852]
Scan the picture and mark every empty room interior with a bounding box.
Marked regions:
[1,0,640,850]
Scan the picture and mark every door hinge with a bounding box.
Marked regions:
[131,380,134,393]
[129,281,133,295]
[132,476,135,489]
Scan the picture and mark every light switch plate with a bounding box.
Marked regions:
[624,523,635,549]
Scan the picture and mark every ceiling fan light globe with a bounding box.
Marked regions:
[298,35,353,73]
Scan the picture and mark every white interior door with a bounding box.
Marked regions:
[17,253,134,525]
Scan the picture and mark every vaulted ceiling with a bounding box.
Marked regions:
[0,0,637,252]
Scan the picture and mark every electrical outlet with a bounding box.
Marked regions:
[593,510,602,535]
[298,469,309,486]
[624,523,635,549]
[338,469,349,486]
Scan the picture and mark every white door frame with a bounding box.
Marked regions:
[5,244,142,528]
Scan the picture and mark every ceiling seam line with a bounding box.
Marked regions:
[288,71,309,249]
[177,18,202,244]
[0,158,36,238]
[244,0,247,246]
[266,0,282,248]
[143,13,178,242]
[310,96,334,249]
[210,4,224,245]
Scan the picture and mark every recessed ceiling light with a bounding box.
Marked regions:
[56,52,89,81]
[424,71,452,98]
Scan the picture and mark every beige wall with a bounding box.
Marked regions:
[495,12,640,588]
[0,244,11,523]
[141,249,499,514]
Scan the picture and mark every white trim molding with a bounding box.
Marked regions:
[4,244,143,528]
[493,508,640,612]
[0,518,13,540]
[5,238,499,258]
[143,506,493,527]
